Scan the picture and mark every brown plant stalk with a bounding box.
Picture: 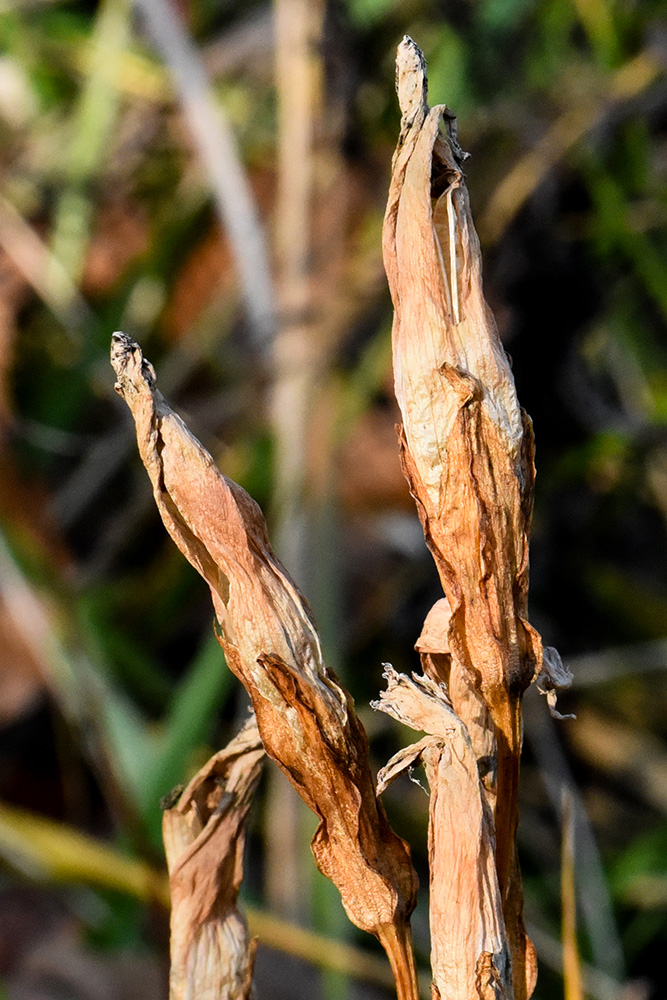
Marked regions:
[110,331,419,1000]
[110,38,574,999]
[374,667,511,1000]
[380,36,568,999]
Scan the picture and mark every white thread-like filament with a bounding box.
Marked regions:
[445,181,460,326]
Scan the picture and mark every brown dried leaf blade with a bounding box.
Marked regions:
[382,35,541,999]
[110,332,419,1000]
[162,716,264,1000]
[374,667,512,1000]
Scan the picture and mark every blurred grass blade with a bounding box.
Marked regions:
[0,529,156,836]
[139,630,235,821]
[133,0,275,346]
[49,0,132,283]
[527,923,626,1000]
[562,787,584,1000]
[0,801,169,904]
[0,192,94,338]
[570,0,620,68]
[246,907,430,998]
[567,639,667,686]
[523,692,625,979]
[90,660,159,804]
[479,49,663,245]
[586,162,667,326]
[0,800,429,996]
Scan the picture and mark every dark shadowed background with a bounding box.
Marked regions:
[0,1,666,998]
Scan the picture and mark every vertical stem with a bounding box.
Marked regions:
[272,0,324,605]
[562,788,584,1000]
[495,700,533,1000]
[493,700,523,902]
[377,924,420,1000]
[267,0,325,921]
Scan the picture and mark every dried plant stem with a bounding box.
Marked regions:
[561,789,584,1000]
[108,36,580,1000]
[379,36,572,1000]
[375,669,512,999]
[111,332,419,1000]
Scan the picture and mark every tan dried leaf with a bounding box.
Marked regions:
[162,715,264,1000]
[111,332,419,1000]
[382,36,541,998]
[374,667,512,1000]
[384,32,541,760]
[416,597,498,814]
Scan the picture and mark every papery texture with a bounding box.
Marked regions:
[111,332,419,1000]
[375,668,512,1000]
[162,716,264,1000]
[416,598,497,811]
[538,646,575,720]
[382,36,541,999]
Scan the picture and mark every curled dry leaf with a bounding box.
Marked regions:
[538,646,575,720]
[162,716,264,1000]
[416,598,496,810]
[382,36,542,998]
[110,332,419,1000]
[374,667,512,1000]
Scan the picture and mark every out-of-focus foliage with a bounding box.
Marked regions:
[0,0,666,998]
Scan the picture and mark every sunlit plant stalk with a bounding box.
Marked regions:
[110,330,420,1000]
[377,36,569,1000]
[110,35,570,1000]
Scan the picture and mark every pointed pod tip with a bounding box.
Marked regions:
[398,35,421,55]
[395,36,428,125]
[110,332,157,392]
[110,330,135,374]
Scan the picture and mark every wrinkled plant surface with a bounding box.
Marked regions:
[110,330,419,1000]
[162,715,264,1000]
[377,35,571,1000]
[110,34,571,1000]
